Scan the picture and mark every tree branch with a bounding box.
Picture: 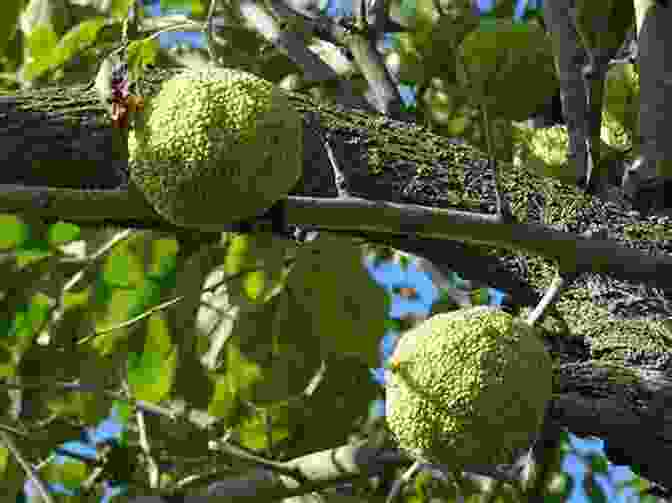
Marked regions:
[1,66,672,492]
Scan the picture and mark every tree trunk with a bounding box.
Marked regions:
[1,66,672,490]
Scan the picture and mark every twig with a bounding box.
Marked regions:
[0,430,55,503]
[77,295,184,345]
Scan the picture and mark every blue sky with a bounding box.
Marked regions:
[23,0,641,501]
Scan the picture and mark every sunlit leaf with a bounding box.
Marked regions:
[236,405,292,451]
[23,23,59,80]
[127,314,177,403]
[110,0,135,18]
[126,37,158,82]
[47,17,107,72]
[42,459,89,492]
[0,0,22,59]
[0,214,29,249]
[48,221,81,245]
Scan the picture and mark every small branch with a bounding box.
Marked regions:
[209,438,306,481]
[2,184,672,293]
[0,430,55,503]
[0,381,178,420]
[525,272,567,327]
[203,0,219,61]
[237,0,374,111]
[385,460,421,503]
[77,295,184,345]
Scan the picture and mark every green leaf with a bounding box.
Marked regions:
[113,399,133,425]
[457,19,558,121]
[588,452,609,474]
[126,37,158,82]
[470,287,490,305]
[0,215,29,249]
[42,459,90,492]
[399,0,417,20]
[487,0,516,19]
[280,354,378,458]
[126,314,177,403]
[3,292,51,341]
[245,291,323,405]
[236,405,292,451]
[103,239,145,288]
[23,23,59,80]
[48,221,81,245]
[46,388,113,425]
[574,0,634,54]
[0,450,25,500]
[223,232,291,306]
[208,372,251,426]
[520,6,544,25]
[46,17,107,74]
[0,0,22,62]
[160,0,194,11]
[286,234,389,367]
[110,0,135,19]
[547,472,574,501]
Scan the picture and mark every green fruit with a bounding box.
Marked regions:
[128,66,303,230]
[457,20,558,121]
[385,306,552,470]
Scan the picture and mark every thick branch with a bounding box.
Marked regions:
[1,67,672,491]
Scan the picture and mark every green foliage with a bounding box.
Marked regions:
[422,12,479,83]
[23,22,60,80]
[390,0,478,86]
[214,287,323,408]
[128,66,303,230]
[429,289,460,314]
[43,458,90,492]
[457,19,559,121]
[602,62,640,152]
[223,232,292,306]
[0,0,655,498]
[0,215,30,249]
[485,0,517,20]
[126,37,159,81]
[286,233,390,367]
[574,0,634,55]
[385,306,552,470]
[24,17,107,81]
[0,0,23,60]
[126,314,177,403]
[513,123,624,185]
[278,354,379,458]
[160,0,206,16]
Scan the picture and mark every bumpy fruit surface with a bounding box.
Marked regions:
[385,306,552,471]
[128,66,303,230]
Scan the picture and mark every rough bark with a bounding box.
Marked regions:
[1,66,672,491]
